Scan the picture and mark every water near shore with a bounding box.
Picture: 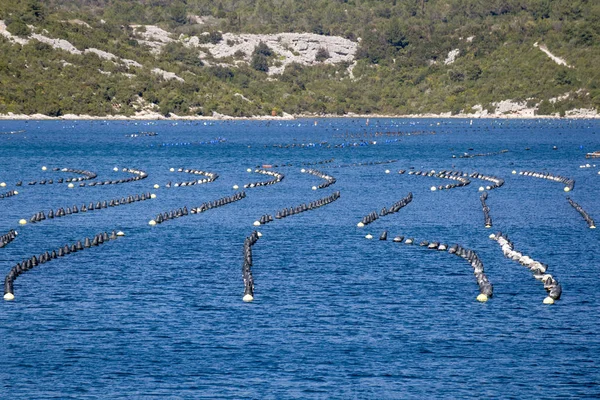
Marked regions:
[1,118,599,398]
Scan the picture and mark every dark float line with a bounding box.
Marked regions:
[3,230,123,301]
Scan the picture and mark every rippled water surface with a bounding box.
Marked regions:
[1,118,599,399]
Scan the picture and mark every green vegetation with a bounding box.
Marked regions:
[0,0,599,117]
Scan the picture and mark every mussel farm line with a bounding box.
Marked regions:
[254,191,341,226]
[150,192,247,225]
[566,197,595,228]
[243,169,284,189]
[357,192,412,228]
[3,231,123,301]
[373,232,493,302]
[517,170,575,192]
[300,168,336,190]
[165,167,218,188]
[242,231,260,302]
[0,189,18,199]
[25,192,155,225]
[399,170,470,191]
[0,230,18,249]
[490,232,562,304]
[480,192,493,228]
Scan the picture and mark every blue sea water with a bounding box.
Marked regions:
[0,118,599,399]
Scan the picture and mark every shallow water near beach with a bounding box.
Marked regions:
[1,118,599,399]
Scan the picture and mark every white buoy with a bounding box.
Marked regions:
[543,296,555,305]
[153,184,160,189]
[301,168,306,173]
[597,171,600,175]
[243,294,254,302]
[489,233,496,239]
[312,186,317,190]
[564,187,570,192]
[253,221,261,226]
[0,182,5,187]
[113,167,119,171]
[68,183,74,188]
[512,170,516,174]
[116,231,125,236]
[591,225,596,229]
[385,169,390,174]
[430,186,437,191]
[365,234,373,239]
[4,293,15,301]
[357,222,364,228]
[256,231,262,237]
[41,166,47,171]
[19,219,27,225]
[247,168,252,173]
[478,186,484,191]
[476,293,488,302]
[233,184,239,190]
[169,168,175,172]
[148,220,157,226]
[13,191,18,195]
[150,193,157,199]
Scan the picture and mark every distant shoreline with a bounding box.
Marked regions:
[0,112,599,121]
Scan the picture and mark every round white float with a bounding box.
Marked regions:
[512,170,517,174]
[170,168,175,172]
[116,231,125,236]
[4,293,15,301]
[385,169,390,174]
[430,186,437,191]
[0,182,6,187]
[148,220,157,226]
[365,234,373,239]
[153,184,160,189]
[233,185,239,190]
[67,183,74,188]
[247,168,252,173]
[564,187,570,192]
[476,294,488,302]
[150,194,157,199]
[41,166,47,171]
[18,219,27,225]
[357,222,364,228]
[243,294,254,302]
[543,296,555,305]
[253,221,261,226]
[113,167,119,172]
[479,186,485,191]
[312,186,317,190]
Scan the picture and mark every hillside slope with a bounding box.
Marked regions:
[0,0,598,118]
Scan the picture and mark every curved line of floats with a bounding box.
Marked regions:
[3,230,124,300]
[367,232,494,302]
[490,232,562,304]
[566,197,596,228]
[516,170,575,192]
[0,230,18,249]
[400,169,471,191]
[25,192,155,225]
[243,169,284,189]
[246,191,341,301]
[165,167,218,188]
[357,192,412,227]
[300,168,336,190]
[149,192,247,225]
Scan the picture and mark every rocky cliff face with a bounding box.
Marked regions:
[132,25,358,74]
